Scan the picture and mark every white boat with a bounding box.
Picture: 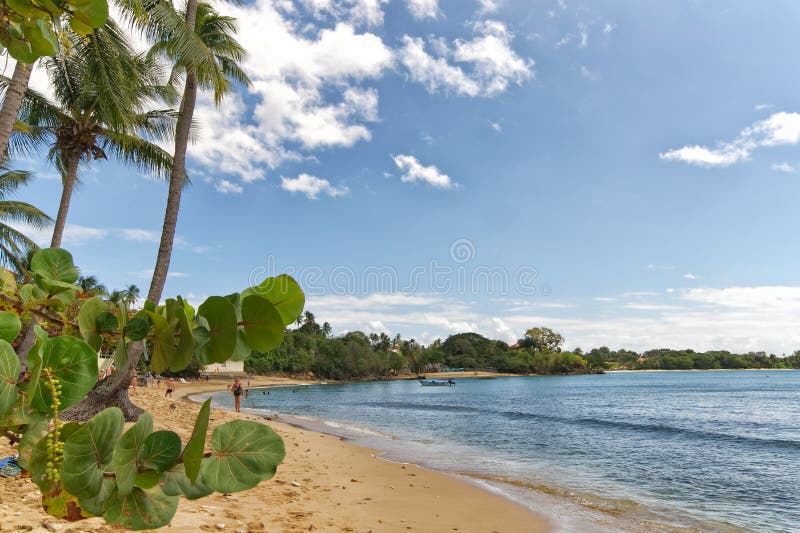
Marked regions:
[419,379,454,387]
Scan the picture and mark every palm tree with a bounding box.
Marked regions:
[0,62,34,161]
[78,275,108,296]
[12,20,175,249]
[108,290,124,305]
[123,284,140,308]
[0,163,51,275]
[322,322,332,337]
[147,1,249,304]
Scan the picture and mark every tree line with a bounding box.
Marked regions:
[245,317,800,380]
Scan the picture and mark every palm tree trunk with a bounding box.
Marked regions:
[50,157,79,248]
[147,0,199,306]
[0,62,33,161]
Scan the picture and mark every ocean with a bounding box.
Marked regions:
[207,370,800,532]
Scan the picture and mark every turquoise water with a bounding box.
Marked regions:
[210,371,800,532]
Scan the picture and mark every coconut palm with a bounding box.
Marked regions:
[0,163,51,275]
[11,19,176,249]
[147,1,249,304]
[108,290,124,305]
[123,284,141,308]
[78,275,108,296]
[0,62,34,162]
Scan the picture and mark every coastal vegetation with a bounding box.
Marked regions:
[245,315,800,379]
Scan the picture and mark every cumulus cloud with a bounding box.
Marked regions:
[399,20,532,97]
[187,1,393,183]
[215,179,244,194]
[683,273,700,280]
[392,154,454,188]
[489,120,502,132]
[281,173,349,199]
[406,0,439,19]
[476,0,500,14]
[660,112,800,167]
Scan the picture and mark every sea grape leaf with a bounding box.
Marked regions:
[140,430,181,472]
[0,310,21,344]
[112,412,153,497]
[70,0,108,27]
[77,296,107,350]
[78,478,114,517]
[161,464,213,499]
[29,335,98,414]
[181,398,210,483]
[196,296,237,364]
[0,340,19,417]
[0,268,17,295]
[30,248,79,283]
[224,293,251,361]
[200,420,285,493]
[96,311,117,332]
[125,316,149,341]
[103,486,178,531]
[165,298,194,371]
[134,469,160,489]
[41,485,91,521]
[241,295,284,353]
[144,311,174,374]
[62,407,124,499]
[242,274,304,326]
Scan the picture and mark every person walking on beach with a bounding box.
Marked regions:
[130,370,138,394]
[230,377,244,412]
[165,378,175,399]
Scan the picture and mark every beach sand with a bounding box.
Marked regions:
[0,376,548,532]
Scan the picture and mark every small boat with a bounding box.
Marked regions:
[419,379,454,387]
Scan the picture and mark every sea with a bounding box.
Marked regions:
[204,370,800,532]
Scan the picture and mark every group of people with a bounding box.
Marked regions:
[122,366,251,411]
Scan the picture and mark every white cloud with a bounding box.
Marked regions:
[392,154,454,188]
[489,120,502,132]
[603,23,615,33]
[117,229,160,243]
[771,162,795,173]
[476,0,500,15]
[399,21,532,97]
[187,1,393,182]
[407,0,439,19]
[593,297,617,302]
[215,179,244,195]
[683,273,699,280]
[280,173,349,199]
[580,65,600,82]
[754,103,774,111]
[660,112,800,167]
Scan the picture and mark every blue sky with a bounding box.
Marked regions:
[11,0,800,353]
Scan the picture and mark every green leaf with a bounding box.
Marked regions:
[96,311,117,332]
[0,268,17,295]
[25,18,58,57]
[62,408,124,499]
[243,275,304,326]
[30,336,98,414]
[144,311,174,374]
[78,478,114,517]
[112,412,153,497]
[0,311,21,344]
[78,296,107,350]
[134,469,161,489]
[196,296,237,364]
[0,340,20,418]
[241,295,285,353]
[21,326,47,409]
[181,399,210,483]
[34,275,77,296]
[165,298,194,371]
[104,486,178,530]
[161,465,213,500]
[30,248,79,283]
[201,420,285,493]
[140,430,181,472]
[125,317,149,341]
[70,0,108,28]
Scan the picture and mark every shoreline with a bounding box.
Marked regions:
[0,375,550,532]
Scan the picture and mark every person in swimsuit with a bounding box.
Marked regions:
[165,378,175,399]
[230,377,244,412]
[130,370,138,394]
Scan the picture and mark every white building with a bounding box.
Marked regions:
[204,360,245,374]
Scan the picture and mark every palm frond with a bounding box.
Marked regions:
[99,128,174,180]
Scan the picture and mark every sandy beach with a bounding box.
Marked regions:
[0,376,548,532]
